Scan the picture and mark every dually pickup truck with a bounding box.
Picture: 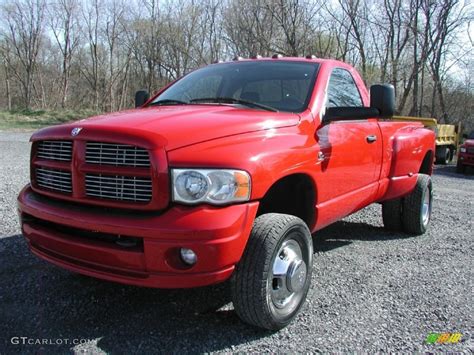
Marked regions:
[18,57,435,330]
[457,130,474,173]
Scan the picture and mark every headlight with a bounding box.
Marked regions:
[172,169,251,204]
[460,147,466,153]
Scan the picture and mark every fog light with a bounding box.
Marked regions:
[180,248,197,265]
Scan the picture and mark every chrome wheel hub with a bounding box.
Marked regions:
[270,239,308,310]
[287,259,307,293]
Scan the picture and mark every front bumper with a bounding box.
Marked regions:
[18,185,259,288]
[458,152,474,166]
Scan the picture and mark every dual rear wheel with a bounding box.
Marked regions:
[382,174,433,235]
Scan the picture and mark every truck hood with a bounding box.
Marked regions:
[33,105,300,150]
[464,139,474,146]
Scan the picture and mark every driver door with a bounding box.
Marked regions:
[315,68,382,227]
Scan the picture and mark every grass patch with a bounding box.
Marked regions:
[0,109,101,130]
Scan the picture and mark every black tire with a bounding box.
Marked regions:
[231,213,313,330]
[382,198,403,231]
[435,146,448,165]
[402,174,432,235]
[446,147,454,164]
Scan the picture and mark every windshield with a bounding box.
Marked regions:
[468,131,474,139]
[150,61,319,113]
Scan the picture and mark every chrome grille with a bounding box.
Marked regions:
[85,174,152,202]
[35,168,72,193]
[37,140,72,161]
[86,142,150,167]
[467,147,474,154]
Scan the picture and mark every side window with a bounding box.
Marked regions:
[326,68,363,107]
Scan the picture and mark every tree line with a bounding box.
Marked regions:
[0,0,472,127]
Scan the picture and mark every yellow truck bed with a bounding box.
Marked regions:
[393,116,460,146]
[393,115,438,129]
[392,116,461,164]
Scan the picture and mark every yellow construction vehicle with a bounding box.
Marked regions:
[393,116,462,164]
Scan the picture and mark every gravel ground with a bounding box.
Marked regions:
[0,131,472,353]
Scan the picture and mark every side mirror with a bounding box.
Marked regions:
[135,90,150,108]
[370,84,395,118]
[322,83,396,123]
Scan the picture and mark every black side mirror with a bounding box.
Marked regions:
[135,90,150,108]
[322,83,396,123]
[370,84,395,118]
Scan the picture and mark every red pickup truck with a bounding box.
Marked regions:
[457,131,474,173]
[18,57,435,330]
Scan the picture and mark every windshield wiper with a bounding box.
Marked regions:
[148,99,189,106]
[191,97,278,112]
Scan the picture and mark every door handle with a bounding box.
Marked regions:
[366,135,377,143]
[318,151,325,161]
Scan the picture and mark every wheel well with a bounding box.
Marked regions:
[256,174,316,229]
[419,150,434,175]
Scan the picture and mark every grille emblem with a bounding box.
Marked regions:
[71,127,82,136]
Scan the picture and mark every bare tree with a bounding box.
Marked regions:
[103,0,129,111]
[223,0,277,57]
[127,0,167,93]
[49,0,81,108]
[330,0,372,79]
[264,0,320,56]
[368,0,411,95]
[0,40,13,110]
[0,0,472,132]
[201,0,224,62]
[427,0,465,122]
[2,0,46,109]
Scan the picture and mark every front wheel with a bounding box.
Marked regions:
[231,213,313,330]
